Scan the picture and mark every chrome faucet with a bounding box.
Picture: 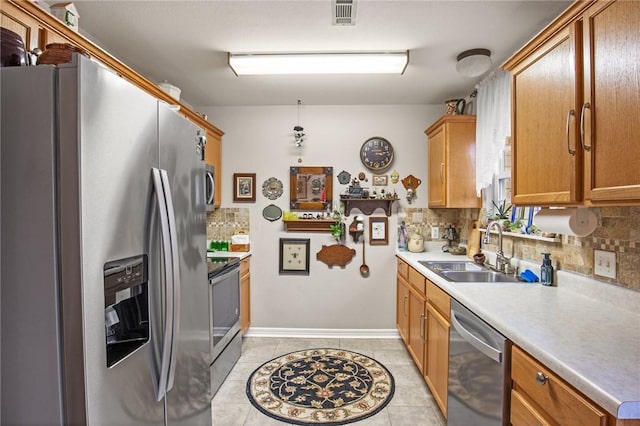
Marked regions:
[483,221,511,273]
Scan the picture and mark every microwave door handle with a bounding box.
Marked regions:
[150,168,174,401]
[450,308,502,363]
[160,169,181,392]
[206,171,215,205]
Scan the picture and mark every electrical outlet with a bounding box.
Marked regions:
[431,226,440,239]
[594,249,616,279]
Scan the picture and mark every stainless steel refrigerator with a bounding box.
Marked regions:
[1,55,212,425]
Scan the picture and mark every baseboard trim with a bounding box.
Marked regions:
[243,327,400,339]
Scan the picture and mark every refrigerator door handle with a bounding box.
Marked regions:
[151,168,175,401]
[160,169,181,393]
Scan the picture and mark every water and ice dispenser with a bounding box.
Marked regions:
[104,255,149,367]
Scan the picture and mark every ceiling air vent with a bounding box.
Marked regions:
[332,0,357,26]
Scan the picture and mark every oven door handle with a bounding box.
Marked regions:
[451,308,502,363]
[209,265,240,285]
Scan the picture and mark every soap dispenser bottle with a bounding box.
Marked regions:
[540,253,554,286]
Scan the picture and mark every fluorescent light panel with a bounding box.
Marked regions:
[228,51,409,75]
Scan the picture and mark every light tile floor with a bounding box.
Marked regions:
[211,337,446,426]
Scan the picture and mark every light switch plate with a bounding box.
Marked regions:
[431,226,440,239]
[594,249,616,279]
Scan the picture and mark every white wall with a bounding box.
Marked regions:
[198,104,442,332]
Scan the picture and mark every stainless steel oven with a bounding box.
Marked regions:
[205,164,215,212]
[208,258,241,396]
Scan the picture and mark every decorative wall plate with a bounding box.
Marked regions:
[337,170,351,185]
[262,204,283,221]
[262,177,283,200]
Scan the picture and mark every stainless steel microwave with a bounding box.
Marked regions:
[205,164,215,211]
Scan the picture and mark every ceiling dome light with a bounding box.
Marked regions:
[456,49,492,78]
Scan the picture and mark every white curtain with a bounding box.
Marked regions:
[475,69,511,196]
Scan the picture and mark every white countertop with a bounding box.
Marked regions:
[396,247,640,419]
[206,251,251,259]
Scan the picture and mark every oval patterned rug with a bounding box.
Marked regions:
[246,348,395,425]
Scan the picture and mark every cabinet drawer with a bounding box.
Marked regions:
[511,346,606,426]
[426,280,450,320]
[511,389,552,426]
[397,257,409,281]
[240,257,250,276]
[408,266,426,295]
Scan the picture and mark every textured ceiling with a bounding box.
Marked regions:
[71,1,571,107]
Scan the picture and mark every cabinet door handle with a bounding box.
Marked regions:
[419,314,425,339]
[536,371,549,386]
[440,163,445,183]
[404,296,408,316]
[580,102,591,152]
[565,109,576,156]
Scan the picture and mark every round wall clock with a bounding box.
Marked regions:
[360,137,394,172]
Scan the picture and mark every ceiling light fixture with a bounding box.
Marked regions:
[228,51,409,75]
[456,48,492,78]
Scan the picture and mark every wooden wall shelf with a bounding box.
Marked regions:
[283,219,335,232]
[479,228,561,243]
[341,198,397,216]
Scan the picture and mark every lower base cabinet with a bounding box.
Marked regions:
[407,287,426,372]
[240,256,251,333]
[396,275,410,344]
[511,345,613,426]
[424,301,450,417]
[395,257,450,419]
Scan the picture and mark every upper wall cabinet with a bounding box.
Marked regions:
[425,115,481,208]
[504,0,640,206]
[204,130,222,208]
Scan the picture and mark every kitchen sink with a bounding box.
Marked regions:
[440,270,519,283]
[418,260,519,283]
[418,261,483,272]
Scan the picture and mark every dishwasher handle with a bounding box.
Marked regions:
[451,308,503,363]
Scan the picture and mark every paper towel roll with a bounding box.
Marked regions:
[533,208,597,237]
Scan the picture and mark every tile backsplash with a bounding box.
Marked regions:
[206,208,250,241]
[479,207,639,292]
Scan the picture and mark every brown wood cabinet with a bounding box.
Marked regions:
[396,258,410,344]
[423,280,451,418]
[396,257,452,419]
[511,345,607,426]
[407,285,426,372]
[425,115,481,208]
[204,130,222,208]
[240,256,251,333]
[504,0,640,206]
[396,274,410,345]
[425,302,450,417]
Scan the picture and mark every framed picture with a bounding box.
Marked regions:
[369,217,388,245]
[372,175,388,186]
[233,173,256,202]
[279,238,310,275]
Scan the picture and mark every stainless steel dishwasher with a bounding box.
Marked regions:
[448,299,511,426]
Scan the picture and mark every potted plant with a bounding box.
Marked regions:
[492,200,512,220]
[329,207,346,244]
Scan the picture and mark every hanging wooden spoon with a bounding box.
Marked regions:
[360,237,370,277]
